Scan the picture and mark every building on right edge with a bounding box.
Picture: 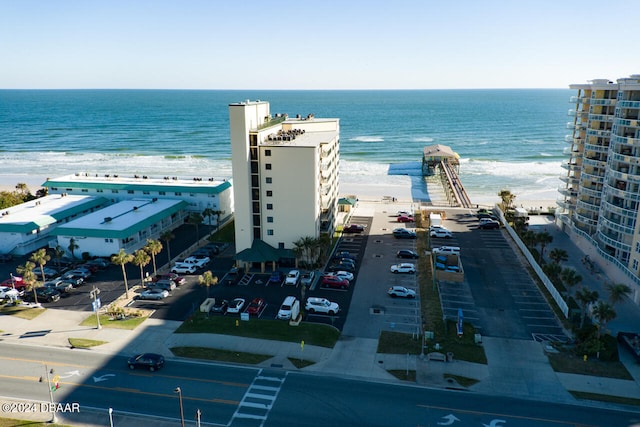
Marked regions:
[557,74,640,304]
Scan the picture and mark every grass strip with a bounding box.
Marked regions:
[171,346,272,364]
[176,312,340,348]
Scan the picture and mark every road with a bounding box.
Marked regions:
[0,344,635,427]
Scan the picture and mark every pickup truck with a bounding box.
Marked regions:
[181,256,209,268]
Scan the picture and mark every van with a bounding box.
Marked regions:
[277,296,300,320]
[432,246,461,255]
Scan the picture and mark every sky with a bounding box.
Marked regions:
[1,0,638,90]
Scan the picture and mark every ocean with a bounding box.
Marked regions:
[0,89,571,205]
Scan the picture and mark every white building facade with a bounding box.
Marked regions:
[558,74,640,303]
[0,194,108,256]
[229,100,340,253]
[53,198,189,257]
[44,173,233,227]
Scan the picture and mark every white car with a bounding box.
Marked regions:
[285,270,300,286]
[171,264,197,274]
[432,246,461,256]
[226,298,245,314]
[430,229,452,238]
[429,224,448,231]
[305,297,340,315]
[333,270,354,282]
[387,286,416,298]
[397,210,411,217]
[390,263,416,274]
[0,285,20,300]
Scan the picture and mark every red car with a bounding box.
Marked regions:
[246,297,265,315]
[1,276,25,292]
[397,215,414,223]
[154,273,186,286]
[321,275,349,290]
[343,224,365,233]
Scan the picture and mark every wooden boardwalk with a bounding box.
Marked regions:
[439,159,473,208]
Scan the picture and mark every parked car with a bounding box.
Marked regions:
[65,269,91,279]
[79,263,99,273]
[182,256,209,267]
[430,229,452,238]
[343,224,365,233]
[397,250,419,259]
[432,246,461,255]
[245,297,265,315]
[210,299,228,314]
[277,296,299,320]
[154,273,185,286]
[305,297,340,315]
[397,215,414,223]
[477,212,498,220]
[127,353,165,371]
[138,289,169,300]
[86,258,109,269]
[331,257,356,268]
[227,298,245,314]
[321,275,349,290]
[479,220,500,229]
[393,228,416,239]
[22,287,61,303]
[34,267,59,279]
[387,286,416,298]
[300,271,315,286]
[390,263,416,274]
[43,279,73,293]
[1,276,25,292]
[0,285,20,300]
[171,264,197,274]
[429,224,448,232]
[269,270,285,285]
[334,251,356,260]
[397,210,411,217]
[146,280,176,291]
[327,263,355,273]
[333,270,354,282]
[61,273,86,285]
[285,270,300,286]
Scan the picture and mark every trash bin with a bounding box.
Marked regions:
[446,352,454,362]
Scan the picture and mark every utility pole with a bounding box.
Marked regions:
[90,287,101,329]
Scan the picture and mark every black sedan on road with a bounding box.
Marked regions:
[127,353,165,371]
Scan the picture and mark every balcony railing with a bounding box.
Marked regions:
[600,215,635,236]
[618,100,640,108]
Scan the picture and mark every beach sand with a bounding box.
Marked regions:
[0,173,558,213]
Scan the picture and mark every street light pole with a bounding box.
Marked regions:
[44,364,56,423]
[174,387,185,427]
[90,287,101,329]
[108,407,113,427]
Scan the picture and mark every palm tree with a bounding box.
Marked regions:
[560,267,582,297]
[111,249,134,299]
[68,238,79,259]
[521,230,537,249]
[145,239,163,277]
[548,248,568,264]
[293,236,317,268]
[592,301,616,339]
[30,248,50,284]
[187,212,204,240]
[606,282,631,306]
[202,207,217,229]
[536,231,553,259]
[542,262,562,284]
[198,270,218,297]
[133,249,151,286]
[16,261,38,304]
[498,189,516,212]
[52,245,65,271]
[160,230,175,266]
[575,288,599,329]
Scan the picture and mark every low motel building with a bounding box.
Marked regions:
[0,194,108,256]
[52,198,189,258]
[44,173,234,227]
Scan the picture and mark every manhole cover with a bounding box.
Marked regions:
[373,254,383,258]
[374,239,382,243]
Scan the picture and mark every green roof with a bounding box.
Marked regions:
[52,200,189,239]
[0,197,109,234]
[43,179,232,195]
[234,239,295,263]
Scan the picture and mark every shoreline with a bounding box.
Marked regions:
[0,173,558,213]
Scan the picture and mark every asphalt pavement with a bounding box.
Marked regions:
[2,201,640,425]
